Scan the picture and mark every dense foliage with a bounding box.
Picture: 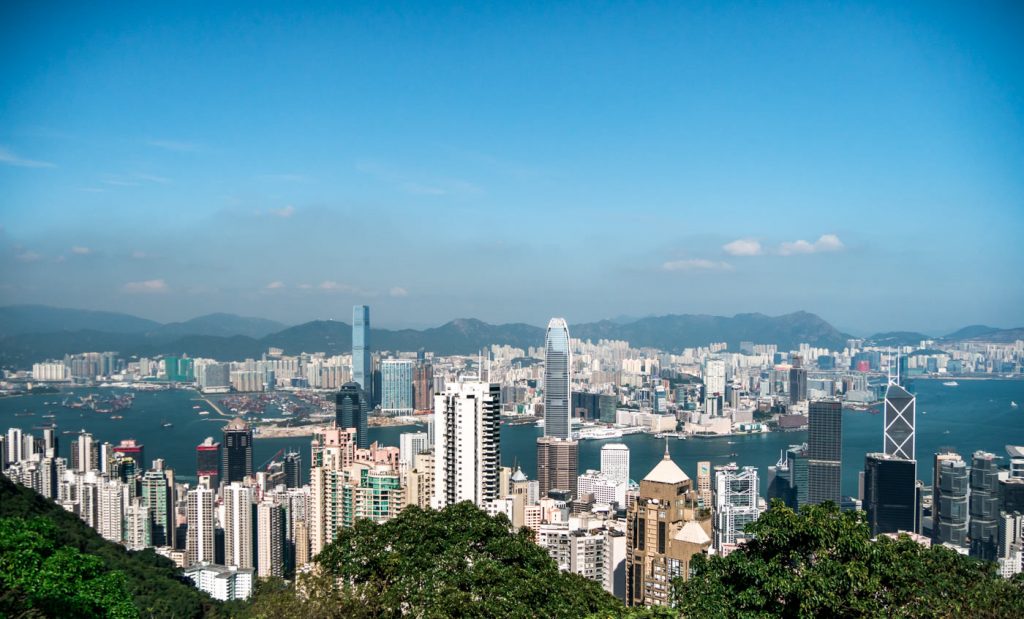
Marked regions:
[241,503,624,618]
[0,475,220,618]
[0,516,136,618]
[673,501,1024,618]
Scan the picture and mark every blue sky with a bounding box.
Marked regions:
[1,1,1022,334]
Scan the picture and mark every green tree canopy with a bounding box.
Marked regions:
[673,500,1024,618]
[243,503,625,618]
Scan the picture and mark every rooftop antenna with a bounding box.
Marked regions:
[895,349,901,386]
[664,437,670,460]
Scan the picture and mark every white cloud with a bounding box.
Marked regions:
[265,281,285,290]
[130,250,149,260]
[71,246,93,255]
[297,283,313,290]
[389,286,409,297]
[269,205,295,218]
[0,146,55,168]
[778,234,845,256]
[662,259,733,272]
[319,281,355,292]
[123,279,168,294]
[723,238,763,256]
[14,250,42,263]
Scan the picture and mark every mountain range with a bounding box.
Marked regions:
[0,305,1019,367]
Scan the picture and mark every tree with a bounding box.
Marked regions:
[242,503,625,618]
[673,501,1024,618]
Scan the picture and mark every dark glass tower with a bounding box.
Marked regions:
[807,400,842,505]
[283,451,301,488]
[863,453,916,536]
[935,453,968,547]
[336,382,369,449]
[788,367,807,404]
[222,418,253,484]
[969,451,999,561]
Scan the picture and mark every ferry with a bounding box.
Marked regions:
[161,421,173,428]
[111,415,123,420]
[577,427,623,440]
[199,410,210,416]
[1012,401,1019,409]
[942,380,959,387]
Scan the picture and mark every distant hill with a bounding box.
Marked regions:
[944,324,1000,340]
[865,331,932,347]
[944,324,1024,343]
[0,305,161,337]
[152,313,287,339]
[0,309,859,366]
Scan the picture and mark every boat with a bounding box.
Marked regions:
[1012,401,1019,409]
[193,405,201,409]
[943,381,959,387]
[14,411,34,417]
[199,411,210,416]
[921,411,927,415]
[161,421,173,428]
[111,415,123,420]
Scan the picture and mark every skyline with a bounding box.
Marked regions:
[2,3,1023,333]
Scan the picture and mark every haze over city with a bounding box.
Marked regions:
[2,2,1023,333]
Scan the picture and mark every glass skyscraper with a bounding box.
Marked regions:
[381,359,414,416]
[807,400,842,505]
[863,453,916,536]
[222,418,253,484]
[336,382,369,449]
[883,382,915,461]
[352,305,371,392]
[543,317,571,440]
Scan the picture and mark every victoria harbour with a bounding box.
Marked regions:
[4,378,1021,496]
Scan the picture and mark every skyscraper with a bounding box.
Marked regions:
[112,439,145,472]
[256,501,284,578]
[696,461,712,508]
[141,468,173,546]
[789,366,808,404]
[224,482,254,569]
[335,382,369,449]
[543,317,572,439]
[970,451,1000,561]
[283,451,301,488]
[883,382,915,460]
[433,380,501,508]
[186,486,215,566]
[934,452,968,547]
[222,418,253,484]
[863,453,917,536]
[712,464,764,552]
[601,443,630,504]
[537,436,579,500]
[625,448,710,607]
[807,400,842,505]
[352,305,371,392]
[413,361,434,412]
[381,359,414,416]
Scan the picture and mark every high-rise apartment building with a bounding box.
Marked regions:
[807,400,842,505]
[543,318,572,439]
[224,483,254,569]
[863,453,917,536]
[413,361,434,412]
[381,359,415,416]
[399,431,430,471]
[222,418,253,484]
[336,382,369,449]
[712,464,764,552]
[537,436,579,500]
[433,380,501,508]
[97,478,125,543]
[352,305,371,392]
[703,359,726,398]
[625,448,711,607]
[256,501,284,578]
[124,499,151,550]
[601,443,630,505]
[309,426,357,557]
[186,486,215,566]
[141,468,173,546]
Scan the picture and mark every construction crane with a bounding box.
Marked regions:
[259,447,286,472]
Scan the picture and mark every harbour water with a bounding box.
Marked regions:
[2,379,1021,496]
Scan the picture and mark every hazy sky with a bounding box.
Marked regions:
[1,2,1022,334]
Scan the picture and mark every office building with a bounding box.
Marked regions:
[625,448,711,607]
[186,486,216,566]
[283,451,301,488]
[413,361,434,411]
[433,380,501,508]
[863,453,917,536]
[712,464,764,553]
[224,483,254,569]
[352,305,371,392]
[381,359,415,416]
[601,443,630,505]
[336,382,369,449]
[883,382,915,461]
[222,418,253,484]
[934,453,969,547]
[970,451,1000,561]
[537,436,579,500]
[184,563,254,601]
[696,461,712,508]
[789,366,808,404]
[543,317,572,439]
[399,431,430,471]
[807,400,842,505]
[196,437,221,489]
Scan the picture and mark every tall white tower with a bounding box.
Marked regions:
[224,483,254,569]
[433,380,501,508]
